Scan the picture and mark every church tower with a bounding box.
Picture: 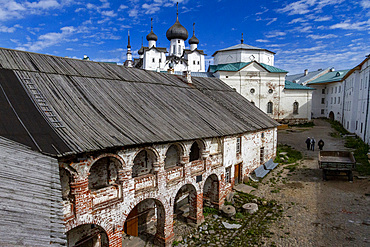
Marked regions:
[124,30,133,67]
[166,2,188,57]
[146,18,158,48]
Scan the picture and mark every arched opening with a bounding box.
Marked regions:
[164,144,181,169]
[88,157,119,191]
[203,174,220,209]
[210,137,221,154]
[329,111,335,121]
[293,102,299,115]
[67,224,108,247]
[267,101,273,114]
[189,141,202,162]
[132,149,157,178]
[59,167,72,201]
[123,198,165,244]
[173,184,197,223]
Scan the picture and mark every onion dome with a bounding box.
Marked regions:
[189,23,199,45]
[146,18,158,41]
[166,3,188,41]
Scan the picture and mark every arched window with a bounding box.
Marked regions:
[132,150,156,178]
[89,157,119,190]
[293,102,299,114]
[165,144,181,169]
[267,102,273,114]
[189,142,201,162]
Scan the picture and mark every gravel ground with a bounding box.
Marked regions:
[253,119,370,247]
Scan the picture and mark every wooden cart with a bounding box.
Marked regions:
[318,151,356,181]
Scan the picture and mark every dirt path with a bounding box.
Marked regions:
[252,119,370,247]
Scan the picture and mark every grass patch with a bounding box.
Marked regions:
[328,119,349,135]
[345,136,370,175]
[289,121,315,128]
[203,206,219,217]
[244,179,259,189]
[284,163,299,172]
[274,144,302,164]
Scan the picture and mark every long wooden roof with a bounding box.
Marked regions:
[0,47,278,156]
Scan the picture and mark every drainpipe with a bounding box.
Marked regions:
[363,71,370,142]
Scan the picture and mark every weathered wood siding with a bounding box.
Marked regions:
[0,137,66,246]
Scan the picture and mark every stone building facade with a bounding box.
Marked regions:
[0,47,278,246]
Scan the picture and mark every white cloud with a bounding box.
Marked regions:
[361,0,370,8]
[101,10,117,17]
[17,26,76,51]
[142,3,160,14]
[330,20,370,31]
[314,15,332,21]
[26,0,60,9]
[307,34,338,39]
[289,18,306,24]
[129,8,139,17]
[256,39,269,43]
[118,4,128,10]
[265,31,286,38]
[277,0,345,15]
[267,18,277,25]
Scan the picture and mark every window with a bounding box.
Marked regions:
[338,97,340,104]
[193,61,195,65]
[339,86,341,93]
[251,101,255,105]
[177,40,180,43]
[321,109,325,114]
[152,58,155,63]
[260,147,265,164]
[261,132,264,138]
[361,123,363,133]
[335,87,337,93]
[331,97,333,104]
[267,102,273,114]
[225,167,231,183]
[159,58,161,63]
[334,97,336,104]
[322,88,325,94]
[250,88,255,93]
[189,142,201,162]
[268,89,273,94]
[197,61,200,65]
[173,45,175,54]
[321,98,325,104]
[236,137,241,154]
[293,102,299,114]
[178,45,181,54]
[331,88,333,94]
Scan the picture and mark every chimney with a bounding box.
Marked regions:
[304,69,308,76]
[183,70,192,84]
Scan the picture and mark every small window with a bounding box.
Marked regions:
[236,137,241,154]
[152,58,155,63]
[361,123,363,133]
[250,88,255,93]
[226,76,229,78]
[268,89,273,94]
[331,97,333,104]
[260,147,264,164]
[193,61,195,65]
[159,58,161,63]
[225,167,231,183]
[261,132,264,138]
[267,102,273,114]
[177,40,180,43]
[322,89,325,94]
[338,97,340,104]
[334,97,336,104]
[335,87,337,93]
[321,109,324,114]
[339,86,341,92]
[293,102,299,114]
[251,101,255,105]
[197,61,200,65]
[321,98,325,104]
[180,61,183,64]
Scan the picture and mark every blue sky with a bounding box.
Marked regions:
[0,0,369,75]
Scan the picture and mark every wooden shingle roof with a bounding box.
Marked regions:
[0,47,278,156]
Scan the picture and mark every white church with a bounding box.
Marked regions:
[127,5,205,73]
[124,6,314,124]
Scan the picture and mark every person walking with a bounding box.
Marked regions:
[311,137,316,151]
[318,139,324,151]
[305,137,311,150]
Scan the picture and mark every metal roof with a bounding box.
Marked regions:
[307,69,350,85]
[284,80,315,90]
[0,47,278,156]
[212,43,275,56]
[209,62,287,73]
[286,68,330,85]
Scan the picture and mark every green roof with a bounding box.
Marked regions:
[209,62,287,73]
[285,80,315,90]
[307,69,350,85]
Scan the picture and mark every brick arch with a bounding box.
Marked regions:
[189,139,206,162]
[65,216,113,235]
[123,197,168,241]
[203,174,221,209]
[132,147,160,163]
[164,143,185,169]
[173,183,203,224]
[88,153,125,173]
[66,223,110,247]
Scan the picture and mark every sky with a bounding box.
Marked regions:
[0,0,369,75]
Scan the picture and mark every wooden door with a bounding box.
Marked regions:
[234,163,241,185]
[124,207,138,236]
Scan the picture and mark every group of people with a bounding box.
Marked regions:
[305,137,325,151]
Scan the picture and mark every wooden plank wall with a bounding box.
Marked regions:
[0,137,66,246]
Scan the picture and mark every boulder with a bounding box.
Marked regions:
[222,205,236,218]
[242,203,258,214]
